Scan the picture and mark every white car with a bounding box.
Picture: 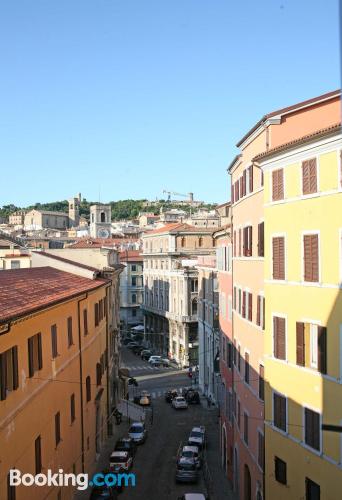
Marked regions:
[172,396,188,409]
[109,451,133,472]
[188,426,205,448]
[180,445,201,469]
[148,355,162,364]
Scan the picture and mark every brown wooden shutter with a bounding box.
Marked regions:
[259,365,264,400]
[231,183,234,204]
[12,346,18,390]
[278,237,285,279]
[248,293,252,321]
[258,222,264,257]
[274,317,286,359]
[248,226,252,256]
[242,291,246,318]
[272,169,284,200]
[249,165,253,192]
[262,297,265,330]
[28,337,34,377]
[296,322,305,366]
[304,234,319,282]
[257,296,261,326]
[317,326,327,374]
[272,169,278,201]
[273,237,285,279]
[243,170,247,196]
[309,159,317,193]
[239,177,243,198]
[38,333,43,370]
[0,353,6,400]
[239,229,241,256]
[302,160,310,194]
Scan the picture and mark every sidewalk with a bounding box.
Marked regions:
[74,418,131,500]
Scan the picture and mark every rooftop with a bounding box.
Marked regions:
[0,267,109,324]
[145,223,215,236]
[119,250,143,262]
[67,237,138,249]
[33,251,99,272]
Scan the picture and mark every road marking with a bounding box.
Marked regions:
[135,369,187,381]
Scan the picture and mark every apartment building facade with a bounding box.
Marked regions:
[0,267,111,500]
[119,250,144,329]
[255,123,342,499]
[142,223,215,366]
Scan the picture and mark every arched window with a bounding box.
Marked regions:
[86,376,91,402]
[181,237,186,247]
[199,237,203,247]
[100,212,106,222]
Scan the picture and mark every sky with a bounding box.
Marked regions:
[0,0,340,207]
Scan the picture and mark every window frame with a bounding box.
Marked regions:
[272,390,288,434]
[302,231,320,284]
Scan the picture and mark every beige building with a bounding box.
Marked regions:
[142,223,215,366]
[8,211,26,226]
[24,209,69,230]
[0,239,31,270]
[138,213,160,227]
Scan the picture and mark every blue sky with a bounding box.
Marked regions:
[0,0,340,206]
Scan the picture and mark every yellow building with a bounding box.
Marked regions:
[255,123,342,499]
[0,266,111,500]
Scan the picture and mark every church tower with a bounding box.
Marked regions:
[90,204,112,238]
[68,194,81,228]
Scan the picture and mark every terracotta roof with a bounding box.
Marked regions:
[33,251,99,272]
[0,267,109,324]
[253,122,342,162]
[119,250,143,262]
[3,254,30,258]
[67,237,137,249]
[145,223,215,236]
[236,89,341,148]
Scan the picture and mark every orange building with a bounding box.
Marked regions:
[0,267,112,500]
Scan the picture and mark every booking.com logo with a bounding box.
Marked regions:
[9,469,136,490]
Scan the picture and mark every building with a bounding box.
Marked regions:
[68,193,81,227]
[90,204,112,239]
[119,251,144,330]
[159,208,187,223]
[255,122,342,499]
[227,89,341,500]
[24,209,69,231]
[142,223,215,366]
[197,254,220,400]
[185,209,221,228]
[0,239,31,270]
[138,213,160,227]
[0,267,113,499]
[8,211,26,226]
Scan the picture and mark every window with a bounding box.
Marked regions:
[132,293,137,304]
[272,236,285,280]
[191,279,198,292]
[257,295,265,329]
[7,472,16,500]
[273,392,287,432]
[303,234,319,282]
[55,412,61,447]
[238,228,242,256]
[296,322,327,374]
[100,212,106,222]
[275,457,287,484]
[258,432,264,471]
[238,345,241,372]
[35,436,42,474]
[238,289,242,315]
[237,401,241,428]
[28,333,42,377]
[51,324,58,358]
[94,303,99,326]
[233,231,236,257]
[70,394,75,423]
[227,342,232,368]
[272,168,284,201]
[0,347,19,400]
[306,478,320,500]
[258,222,264,257]
[181,237,185,247]
[248,165,253,192]
[86,376,91,402]
[83,309,88,335]
[305,408,320,451]
[198,237,203,247]
[132,264,137,272]
[273,316,286,360]
[132,276,137,286]
[132,309,137,317]
[248,292,252,321]
[302,158,317,195]
[242,291,246,318]
[259,365,264,400]
[67,317,73,347]
[243,226,252,256]
[243,412,248,444]
[10,260,20,269]
[244,353,250,384]
[96,363,102,386]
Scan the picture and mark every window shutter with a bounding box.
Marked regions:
[35,436,42,474]
[303,158,317,194]
[257,296,261,326]
[243,170,247,196]
[273,237,285,279]
[248,293,252,321]
[12,346,18,390]
[304,234,319,282]
[309,158,317,193]
[274,317,286,360]
[258,432,264,470]
[317,326,327,374]
[272,238,279,278]
[231,183,234,204]
[272,170,278,201]
[259,222,264,257]
[242,291,246,318]
[239,177,243,198]
[278,237,285,279]
[28,337,34,377]
[249,165,253,192]
[296,322,305,366]
[259,365,264,401]
[0,353,6,400]
[302,160,310,195]
[239,229,241,256]
[248,226,252,256]
[262,297,265,330]
[38,333,43,370]
[272,169,284,200]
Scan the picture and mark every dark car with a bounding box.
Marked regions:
[186,390,200,405]
[175,457,199,483]
[89,485,118,499]
[132,345,144,355]
[114,437,137,457]
[140,349,153,360]
[127,342,140,349]
[165,389,178,403]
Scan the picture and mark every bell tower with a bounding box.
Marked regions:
[90,204,112,238]
[68,194,81,228]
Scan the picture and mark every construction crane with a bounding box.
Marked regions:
[163,190,194,203]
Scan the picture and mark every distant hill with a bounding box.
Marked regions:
[0,199,217,222]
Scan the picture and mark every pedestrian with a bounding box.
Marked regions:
[207,395,212,408]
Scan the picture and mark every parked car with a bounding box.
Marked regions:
[175,457,199,483]
[150,359,162,367]
[185,389,200,405]
[188,426,205,449]
[128,422,147,444]
[114,437,136,457]
[148,355,162,364]
[161,358,171,367]
[180,445,201,469]
[172,396,188,410]
[127,342,140,349]
[89,485,118,499]
[138,395,150,406]
[165,389,178,403]
[140,349,153,360]
[109,451,133,472]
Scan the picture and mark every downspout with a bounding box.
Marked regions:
[77,299,85,473]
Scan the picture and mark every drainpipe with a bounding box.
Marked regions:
[77,299,85,474]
